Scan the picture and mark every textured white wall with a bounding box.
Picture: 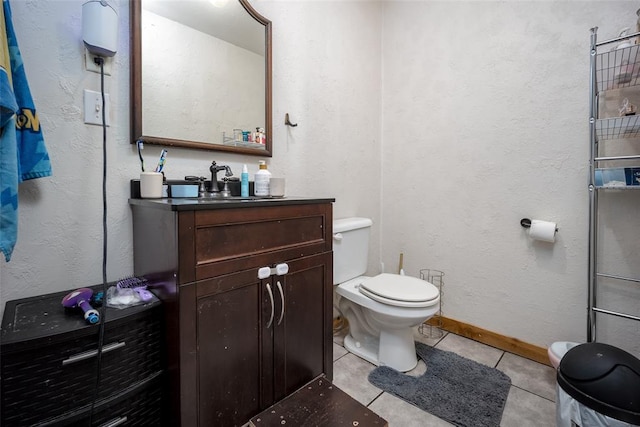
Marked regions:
[256,0,383,275]
[381,1,639,356]
[1,0,637,357]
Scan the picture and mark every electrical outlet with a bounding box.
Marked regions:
[84,89,111,126]
[85,49,112,75]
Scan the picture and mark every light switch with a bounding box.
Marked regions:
[84,89,110,126]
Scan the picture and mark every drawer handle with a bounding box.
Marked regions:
[266,283,275,329]
[276,281,285,326]
[98,416,128,427]
[333,233,343,241]
[62,341,126,366]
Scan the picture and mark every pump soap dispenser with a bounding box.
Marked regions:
[254,160,271,197]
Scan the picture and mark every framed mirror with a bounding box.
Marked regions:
[130,0,272,156]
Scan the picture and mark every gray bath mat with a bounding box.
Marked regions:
[368,342,511,427]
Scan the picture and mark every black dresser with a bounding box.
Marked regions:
[1,285,167,426]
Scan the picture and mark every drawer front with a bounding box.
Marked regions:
[1,308,164,426]
[88,376,166,427]
[192,203,332,280]
[31,373,166,427]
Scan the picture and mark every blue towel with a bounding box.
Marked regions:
[1,0,52,262]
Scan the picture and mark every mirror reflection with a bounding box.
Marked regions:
[132,0,272,155]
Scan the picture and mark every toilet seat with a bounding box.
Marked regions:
[358,273,439,308]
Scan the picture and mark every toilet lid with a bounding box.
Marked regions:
[359,273,439,308]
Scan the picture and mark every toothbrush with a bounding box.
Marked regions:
[155,149,167,173]
[116,276,153,302]
[137,139,145,172]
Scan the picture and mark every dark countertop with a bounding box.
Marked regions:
[129,196,335,211]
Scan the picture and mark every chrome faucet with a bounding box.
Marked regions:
[209,161,233,197]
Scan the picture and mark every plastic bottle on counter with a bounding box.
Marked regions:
[241,164,249,197]
[254,160,271,197]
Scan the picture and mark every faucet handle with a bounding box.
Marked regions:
[221,177,232,198]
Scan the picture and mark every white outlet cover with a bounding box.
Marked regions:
[84,89,110,126]
[85,49,112,75]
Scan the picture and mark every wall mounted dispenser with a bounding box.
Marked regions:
[82,0,118,57]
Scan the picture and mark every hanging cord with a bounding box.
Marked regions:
[88,55,108,426]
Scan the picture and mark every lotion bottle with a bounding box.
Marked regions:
[254,160,271,197]
[241,164,249,197]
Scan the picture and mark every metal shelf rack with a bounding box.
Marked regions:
[588,27,640,342]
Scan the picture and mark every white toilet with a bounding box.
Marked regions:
[333,217,440,372]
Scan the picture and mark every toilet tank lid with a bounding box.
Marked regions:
[334,217,373,233]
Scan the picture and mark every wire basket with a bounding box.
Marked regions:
[418,269,445,339]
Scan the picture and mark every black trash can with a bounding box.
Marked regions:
[556,342,640,426]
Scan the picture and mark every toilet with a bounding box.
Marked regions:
[333,217,440,372]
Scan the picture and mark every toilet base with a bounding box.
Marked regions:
[344,334,379,366]
[343,327,418,372]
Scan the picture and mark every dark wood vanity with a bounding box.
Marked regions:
[130,197,334,426]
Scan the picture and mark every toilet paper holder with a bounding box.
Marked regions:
[520,218,559,232]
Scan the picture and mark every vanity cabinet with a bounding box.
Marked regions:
[130,198,334,426]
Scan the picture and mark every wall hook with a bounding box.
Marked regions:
[285,113,298,127]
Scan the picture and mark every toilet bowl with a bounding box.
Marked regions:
[548,341,580,369]
[337,274,440,372]
[332,217,440,372]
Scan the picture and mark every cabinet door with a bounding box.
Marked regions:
[195,268,273,426]
[273,252,333,401]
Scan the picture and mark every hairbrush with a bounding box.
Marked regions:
[116,276,153,302]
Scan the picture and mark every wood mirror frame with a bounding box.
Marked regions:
[130,0,272,156]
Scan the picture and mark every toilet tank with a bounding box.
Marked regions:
[333,217,373,285]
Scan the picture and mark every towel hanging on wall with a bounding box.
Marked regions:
[0,0,52,262]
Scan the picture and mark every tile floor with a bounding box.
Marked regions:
[332,326,558,426]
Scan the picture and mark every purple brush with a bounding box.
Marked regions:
[116,276,153,302]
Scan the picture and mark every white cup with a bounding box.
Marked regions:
[140,172,164,198]
[269,177,285,197]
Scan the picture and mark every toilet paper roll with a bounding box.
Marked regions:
[529,220,557,243]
